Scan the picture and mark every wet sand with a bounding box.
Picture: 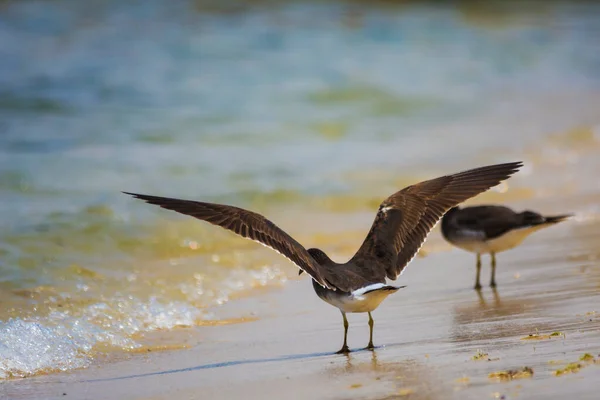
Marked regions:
[3,213,599,400]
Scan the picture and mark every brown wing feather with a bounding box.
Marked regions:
[352,162,523,280]
[449,205,522,239]
[123,192,333,289]
[449,206,573,239]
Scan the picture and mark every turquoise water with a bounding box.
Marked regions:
[1,0,600,379]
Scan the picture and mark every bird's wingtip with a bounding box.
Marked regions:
[508,160,524,170]
[122,191,143,198]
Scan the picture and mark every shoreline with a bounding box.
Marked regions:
[3,215,600,400]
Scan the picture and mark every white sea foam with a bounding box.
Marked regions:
[0,297,204,379]
[0,319,92,379]
[0,265,287,379]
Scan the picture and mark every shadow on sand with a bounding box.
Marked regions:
[85,347,384,383]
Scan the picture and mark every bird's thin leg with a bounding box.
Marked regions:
[474,253,482,290]
[367,312,375,350]
[336,311,350,354]
[490,252,497,287]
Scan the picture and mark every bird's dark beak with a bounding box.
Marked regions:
[298,270,304,276]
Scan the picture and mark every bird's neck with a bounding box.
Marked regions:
[307,248,336,266]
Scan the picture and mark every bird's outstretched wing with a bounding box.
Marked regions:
[123,192,334,289]
[351,162,523,280]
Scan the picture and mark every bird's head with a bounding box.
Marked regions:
[298,248,333,276]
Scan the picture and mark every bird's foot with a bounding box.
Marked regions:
[474,283,482,290]
[365,343,375,351]
[335,345,350,354]
[490,281,497,288]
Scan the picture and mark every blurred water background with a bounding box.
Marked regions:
[1,0,600,379]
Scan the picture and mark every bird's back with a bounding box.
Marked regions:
[442,205,521,242]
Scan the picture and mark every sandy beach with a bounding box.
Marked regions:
[2,0,600,398]
[3,207,599,400]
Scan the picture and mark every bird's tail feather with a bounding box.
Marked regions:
[543,214,574,224]
[362,285,406,295]
[521,211,573,226]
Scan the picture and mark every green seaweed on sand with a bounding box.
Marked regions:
[552,353,596,376]
[521,331,564,340]
[488,367,533,381]
[554,363,582,376]
[471,350,489,361]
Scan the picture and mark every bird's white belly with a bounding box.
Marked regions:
[453,225,546,254]
[320,284,398,313]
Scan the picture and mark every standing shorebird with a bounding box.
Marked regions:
[124,162,521,353]
[441,205,572,290]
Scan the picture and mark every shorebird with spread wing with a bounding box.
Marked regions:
[124,161,522,353]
